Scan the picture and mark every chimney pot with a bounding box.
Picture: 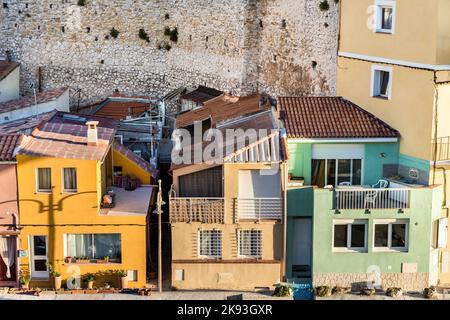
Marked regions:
[86,121,99,146]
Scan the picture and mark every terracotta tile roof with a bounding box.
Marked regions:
[0,61,19,81]
[17,112,119,161]
[0,111,57,135]
[114,141,158,178]
[180,86,223,104]
[171,110,283,170]
[277,96,399,139]
[0,134,22,161]
[93,100,151,120]
[0,87,68,114]
[176,94,270,128]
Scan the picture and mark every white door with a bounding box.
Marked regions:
[30,235,49,278]
[293,218,312,267]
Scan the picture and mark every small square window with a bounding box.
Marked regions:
[371,66,393,99]
[63,168,77,192]
[333,221,368,252]
[374,1,396,34]
[373,220,408,252]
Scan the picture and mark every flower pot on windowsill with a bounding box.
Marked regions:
[20,283,29,290]
[87,281,94,290]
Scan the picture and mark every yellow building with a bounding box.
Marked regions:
[15,112,155,289]
[337,0,450,283]
[170,96,288,290]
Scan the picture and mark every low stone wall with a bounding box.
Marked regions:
[313,272,430,291]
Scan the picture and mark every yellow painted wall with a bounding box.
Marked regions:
[340,0,441,65]
[336,57,436,161]
[16,154,147,288]
[436,84,450,139]
[437,0,450,64]
[113,149,152,185]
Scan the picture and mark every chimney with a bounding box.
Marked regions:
[86,121,99,146]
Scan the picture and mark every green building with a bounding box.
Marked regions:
[280,97,444,291]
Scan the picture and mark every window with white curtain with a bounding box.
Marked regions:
[238,230,262,259]
[36,168,52,192]
[65,234,121,262]
[63,168,77,192]
[374,0,396,34]
[198,230,222,259]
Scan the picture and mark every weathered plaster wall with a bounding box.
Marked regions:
[0,0,338,106]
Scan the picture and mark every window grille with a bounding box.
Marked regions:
[238,230,262,259]
[198,230,222,259]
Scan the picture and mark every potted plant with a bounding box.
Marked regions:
[104,256,110,264]
[117,270,128,289]
[46,262,62,290]
[19,273,31,290]
[83,273,96,289]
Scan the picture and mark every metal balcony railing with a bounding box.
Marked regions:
[434,136,450,161]
[234,198,282,221]
[335,188,411,210]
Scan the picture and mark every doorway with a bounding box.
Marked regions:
[292,218,312,279]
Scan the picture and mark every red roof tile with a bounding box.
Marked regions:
[277,97,399,139]
[93,100,151,120]
[0,111,56,135]
[0,87,68,114]
[176,94,270,128]
[0,61,19,81]
[0,134,21,161]
[18,112,119,161]
[180,86,223,104]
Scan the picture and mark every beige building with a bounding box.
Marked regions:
[0,60,20,103]
[337,0,450,283]
[169,95,288,290]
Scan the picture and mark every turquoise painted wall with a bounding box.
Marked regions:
[287,141,400,186]
[399,153,430,172]
[311,187,442,275]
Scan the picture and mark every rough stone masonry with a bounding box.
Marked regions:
[0,0,339,107]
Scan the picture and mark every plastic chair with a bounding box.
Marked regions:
[339,181,352,186]
[372,179,388,189]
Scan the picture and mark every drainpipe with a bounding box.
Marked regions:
[280,129,288,282]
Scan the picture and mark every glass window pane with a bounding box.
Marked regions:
[66,234,93,258]
[337,159,351,185]
[352,160,362,185]
[381,7,393,30]
[38,168,51,190]
[391,224,407,247]
[63,168,77,191]
[333,225,348,248]
[34,259,48,272]
[94,234,121,261]
[379,71,390,96]
[311,160,326,188]
[33,236,46,256]
[374,224,389,247]
[327,159,336,186]
[351,224,366,248]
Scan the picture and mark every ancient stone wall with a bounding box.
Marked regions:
[0,0,339,106]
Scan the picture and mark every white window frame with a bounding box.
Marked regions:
[312,158,364,186]
[332,220,368,253]
[62,167,78,193]
[237,230,262,259]
[371,65,393,100]
[29,235,49,279]
[373,0,396,34]
[35,168,52,193]
[373,219,409,252]
[198,230,222,259]
[63,233,122,263]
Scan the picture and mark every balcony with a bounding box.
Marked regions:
[233,198,283,222]
[169,197,225,223]
[99,186,153,216]
[434,136,450,161]
[334,187,411,210]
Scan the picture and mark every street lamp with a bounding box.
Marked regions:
[153,179,165,293]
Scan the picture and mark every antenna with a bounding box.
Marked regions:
[29,83,38,119]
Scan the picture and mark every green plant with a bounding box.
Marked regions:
[77,0,86,6]
[315,286,332,297]
[164,27,178,42]
[386,287,402,297]
[83,273,96,282]
[360,288,376,296]
[45,262,61,277]
[116,270,128,278]
[332,286,351,295]
[319,0,330,11]
[110,27,119,39]
[272,285,293,297]
[139,29,150,42]
[19,273,31,285]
